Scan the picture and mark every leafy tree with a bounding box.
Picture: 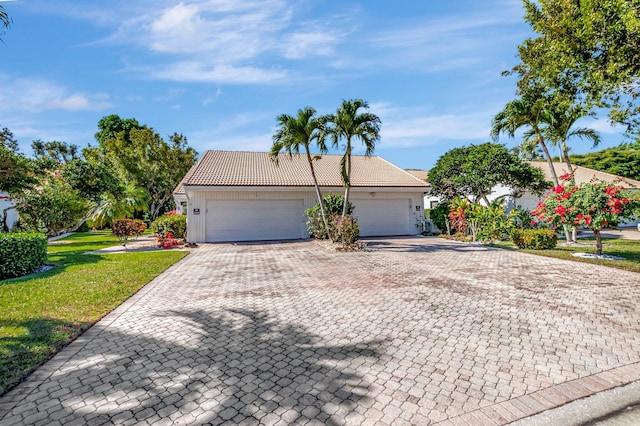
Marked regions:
[270,107,331,238]
[569,141,640,181]
[533,179,640,255]
[428,142,549,204]
[95,114,144,146]
[31,140,79,165]
[325,99,381,217]
[96,124,197,220]
[512,0,640,129]
[17,175,88,236]
[0,128,18,151]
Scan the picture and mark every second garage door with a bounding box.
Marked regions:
[352,199,412,237]
[206,199,305,242]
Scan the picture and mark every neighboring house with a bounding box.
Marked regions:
[174,150,430,243]
[503,161,640,213]
[0,192,18,232]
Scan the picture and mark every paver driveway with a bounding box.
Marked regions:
[1,237,640,425]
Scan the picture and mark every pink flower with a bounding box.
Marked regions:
[559,173,571,181]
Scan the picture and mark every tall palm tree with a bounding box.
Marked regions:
[543,105,601,180]
[270,107,330,236]
[491,95,560,186]
[325,99,381,217]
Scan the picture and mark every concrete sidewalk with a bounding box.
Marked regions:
[1,237,639,425]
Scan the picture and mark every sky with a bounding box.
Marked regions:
[0,0,629,170]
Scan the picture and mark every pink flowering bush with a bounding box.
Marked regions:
[532,177,639,255]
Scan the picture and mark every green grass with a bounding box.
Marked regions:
[0,231,188,395]
[491,237,640,273]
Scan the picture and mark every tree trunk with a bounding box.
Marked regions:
[562,142,577,243]
[342,144,352,218]
[594,229,602,256]
[306,149,332,242]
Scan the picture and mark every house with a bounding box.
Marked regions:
[405,169,435,208]
[174,150,429,243]
[503,161,640,214]
[0,192,18,232]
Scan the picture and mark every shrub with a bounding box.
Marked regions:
[511,229,558,250]
[305,194,354,239]
[332,214,360,247]
[157,232,180,249]
[111,219,147,241]
[430,202,450,234]
[0,232,48,280]
[150,214,187,239]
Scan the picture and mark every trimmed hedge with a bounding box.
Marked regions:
[0,232,48,280]
[511,229,558,250]
[150,215,187,239]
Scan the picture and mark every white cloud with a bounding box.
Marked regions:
[0,75,113,112]
[151,62,288,84]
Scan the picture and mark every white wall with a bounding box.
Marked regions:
[184,187,425,242]
[0,193,18,231]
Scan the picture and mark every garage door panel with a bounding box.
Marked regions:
[206,200,305,242]
[352,199,411,237]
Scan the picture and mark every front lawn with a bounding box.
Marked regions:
[491,237,640,273]
[0,231,188,395]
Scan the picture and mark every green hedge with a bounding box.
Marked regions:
[0,232,48,280]
[150,215,187,239]
[511,229,558,250]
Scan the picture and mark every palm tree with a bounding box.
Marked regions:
[270,107,331,237]
[325,99,381,217]
[0,6,10,37]
[90,183,149,228]
[491,95,560,186]
[543,105,601,180]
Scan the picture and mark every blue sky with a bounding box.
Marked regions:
[0,0,627,169]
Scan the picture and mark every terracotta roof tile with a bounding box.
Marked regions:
[180,150,429,188]
[528,161,640,189]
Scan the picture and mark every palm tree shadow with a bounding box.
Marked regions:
[170,308,382,425]
[0,308,383,425]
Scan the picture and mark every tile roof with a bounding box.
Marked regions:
[528,161,640,189]
[177,150,429,190]
[406,169,428,182]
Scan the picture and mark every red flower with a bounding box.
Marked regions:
[559,173,571,181]
[552,185,565,194]
[585,215,592,226]
[604,187,620,196]
[530,220,536,226]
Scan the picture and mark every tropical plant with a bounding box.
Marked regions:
[325,99,381,217]
[533,178,640,255]
[90,183,149,228]
[542,104,601,178]
[491,94,560,185]
[270,107,330,238]
[0,5,10,41]
[305,194,354,239]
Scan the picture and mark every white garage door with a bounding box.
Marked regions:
[352,199,412,237]
[206,199,305,242]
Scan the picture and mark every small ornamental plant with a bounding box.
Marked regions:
[532,176,639,255]
[157,232,180,249]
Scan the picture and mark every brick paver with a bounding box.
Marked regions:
[1,237,639,425]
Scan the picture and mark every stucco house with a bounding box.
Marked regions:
[174,151,430,243]
[0,192,18,232]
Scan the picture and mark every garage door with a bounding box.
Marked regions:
[206,200,305,242]
[352,199,411,237]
